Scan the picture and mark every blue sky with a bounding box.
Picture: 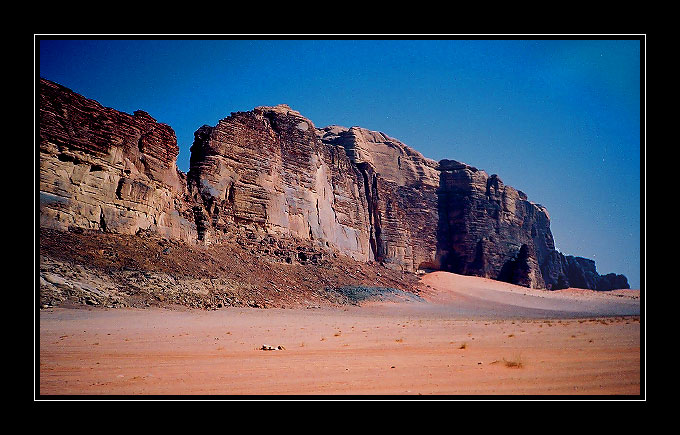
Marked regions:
[38,38,642,288]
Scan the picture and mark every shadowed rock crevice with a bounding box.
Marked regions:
[356,162,381,262]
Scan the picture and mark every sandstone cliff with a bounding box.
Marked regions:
[435,159,551,289]
[38,78,629,290]
[186,105,373,263]
[318,125,440,273]
[39,78,197,241]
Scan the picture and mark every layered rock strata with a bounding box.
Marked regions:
[39,78,197,241]
[186,105,373,262]
[436,159,551,289]
[317,125,440,273]
[38,78,629,290]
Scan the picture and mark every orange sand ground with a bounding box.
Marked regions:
[38,272,641,396]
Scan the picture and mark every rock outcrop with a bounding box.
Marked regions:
[186,105,373,262]
[38,78,630,290]
[435,159,552,289]
[318,125,440,273]
[39,78,197,241]
[541,252,630,291]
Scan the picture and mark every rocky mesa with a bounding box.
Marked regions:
[38,78,629,291]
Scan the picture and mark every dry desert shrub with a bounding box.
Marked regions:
[503,354,524,368]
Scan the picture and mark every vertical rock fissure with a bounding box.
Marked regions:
[357,162,380,261]
[99,207,107,232]
[316,198,321,226]
[192,206,208,241]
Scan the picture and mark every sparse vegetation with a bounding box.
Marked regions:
[503,354,524,368]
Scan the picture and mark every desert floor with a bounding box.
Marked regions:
[38,272,641,397]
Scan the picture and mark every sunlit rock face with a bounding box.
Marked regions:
[187,105,373,261]
[38,78,629,290]
[39,78,197,241]
[318,125,440,273]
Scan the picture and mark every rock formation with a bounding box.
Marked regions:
[540,252,630,291]
[39,78,197,241]
[38,78,630,290]
[317,125,440,272]
[186,105,373,263]
[435,159,554,289]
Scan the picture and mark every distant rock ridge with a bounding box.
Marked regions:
[38,78,629,290]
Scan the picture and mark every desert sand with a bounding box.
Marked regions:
[38,271,641,397]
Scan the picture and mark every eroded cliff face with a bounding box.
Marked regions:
[318,125,440,273]
[38,78,629,290]
[39,79,197,241]
[435,159,550,288]
[186,105,373,262]
[186,107,443,272]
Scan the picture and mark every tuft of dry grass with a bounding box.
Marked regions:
[459,342,467,349]
[503,354,524,368]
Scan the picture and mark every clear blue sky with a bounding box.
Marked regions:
[38,38,642,288]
